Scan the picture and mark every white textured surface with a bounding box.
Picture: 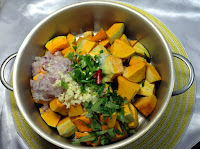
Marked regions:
[0,0,199,148]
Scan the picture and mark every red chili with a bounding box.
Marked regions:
[96,69,102,84]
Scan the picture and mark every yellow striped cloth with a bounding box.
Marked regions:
[10,2,195,149]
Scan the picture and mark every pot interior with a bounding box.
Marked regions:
[13,1,174,148]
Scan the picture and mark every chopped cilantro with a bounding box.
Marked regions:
[142,80,145,87]
[67,52,74,60]
[61,81,68,89]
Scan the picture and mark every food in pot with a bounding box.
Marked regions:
[30,23,161,146]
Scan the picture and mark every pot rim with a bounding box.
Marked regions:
[13,1,175,148]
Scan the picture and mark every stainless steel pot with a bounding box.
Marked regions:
[0,1,194,148]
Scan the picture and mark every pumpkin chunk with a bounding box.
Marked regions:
[83,31,93,38]
[117,76,140,102]
[92,28,107,42]
[120,34,129,45]
[63,47,75,58]
[137,80,155,96]
[101,55,124,82]
[57,116,77,137]
[128,104,138,129]
[75,132,100,146]
[67,33,76,44]
[72,115,92,132]
[133,41,150,58]
[39,107,61,127]
[68,104,84,117]
[76,39,97,53]
[133,94,157,117]
[129,55,146,65]
[122,104,134,123]
[49,98,68,116]
[45,36,69,54]
[89,44,108,57]
[99,39,110,47]
[129,40,138,47]
[146,63,161,83]
[100,113,117,131]
[106,23,124,44]
[111,121,128,142]
[110,39,135,58]
[123,61,147,83]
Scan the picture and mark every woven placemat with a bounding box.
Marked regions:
[10,2,195,149]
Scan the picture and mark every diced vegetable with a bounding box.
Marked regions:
[45,36,69,54]
[122,104,134,123]
[67,33,76,44]
[111,121,128,142]
[117,76,140,102]
[128,104,138,129]
[57,116,77,137]
[68,104,84,117]
[146,63,161,83]
[39,107,61,127]
[106,23,125,44]
[63,47,75,58]
[129,40,138,47]
[120,34,130,45]
[72,115,92,132]
[92,28,107,42]
[83,31,93,38]
[100,113,117,131]
[76,39,97,53]
[123,61,147,83]
[129,55,146,65]
[133,94,157,117]
[99,39,110,47]
[89,44,108,57]
[133,41,150,59]
[49,98,68,116]
[137,80,155,96]
[110,39,135,58]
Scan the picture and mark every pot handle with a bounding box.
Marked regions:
[0,53,17,91]
[172,53,195,96]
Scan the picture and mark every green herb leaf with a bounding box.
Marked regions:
[67,52,74,60]
[100,136,110,145]
[142,80,145,87]
[78,119,91,128]
[119,108,125,123]
[72,46,77,50]
[72,135,95,144]
[100,50,104,53]
[61,81,68,89]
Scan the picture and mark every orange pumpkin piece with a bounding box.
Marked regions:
[123,61,147,83]
[76,37,84,46]
[77,39,97,53]
[100,113,117,131]
[85,35,93,41]
[99,39,110,47]
[129,40,138,47]
[111,121,128,142]
[68,104,84,117]
[49,98,68,116]
[146,63,161,83]
[75,132,100,146]
[106,23,124,44]
[110,39,135,58]
[67,33,76,44]
[117,76,140,102]
[133,94,157,117]
[129,55,146,65]
[72,115,92,132]
[45,36,69,54]
[39,107,61,127]
[120,34,130,45]
[92,28,107,42]
[63,47,75,58]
